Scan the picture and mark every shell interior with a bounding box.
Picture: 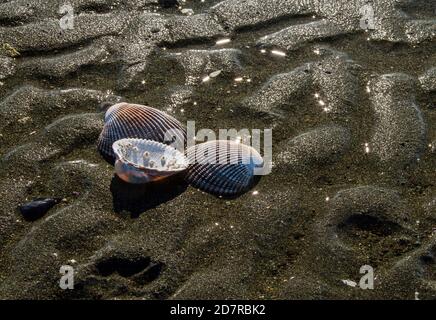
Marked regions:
[114,139,188,172]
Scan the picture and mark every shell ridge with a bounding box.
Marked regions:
[98,103,186,159]
[184,140,262,196]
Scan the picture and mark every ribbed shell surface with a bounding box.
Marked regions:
[98,103,186,159]
[184,140,264,196]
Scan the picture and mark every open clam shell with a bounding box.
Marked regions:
[185,140,264,196]
[113,138,189,184]
[98,103,186,160]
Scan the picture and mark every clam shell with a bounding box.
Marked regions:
[185,140,264,196]
[113,138,189,184]
[98,103,186,160]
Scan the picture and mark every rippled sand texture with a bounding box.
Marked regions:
[0,0,435,299]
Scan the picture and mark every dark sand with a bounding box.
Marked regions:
[0,0,435,299]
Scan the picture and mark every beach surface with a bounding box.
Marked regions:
[0,0,435,299]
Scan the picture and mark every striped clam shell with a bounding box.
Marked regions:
[185,140,264,196]
[98,103,186,160]
[113,138,189,184]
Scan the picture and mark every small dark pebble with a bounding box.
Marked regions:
[19,198,61,221]
[159,0,180,8]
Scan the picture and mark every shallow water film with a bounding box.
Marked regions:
[0,0,435,300]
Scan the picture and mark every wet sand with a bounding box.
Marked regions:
[0,0,435,299]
